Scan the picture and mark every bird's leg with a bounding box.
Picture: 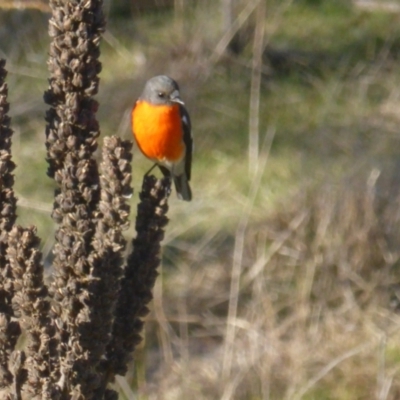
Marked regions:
[145,163,158,176]
[157,165,170,177]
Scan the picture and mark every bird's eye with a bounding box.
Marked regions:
[158,92,166,98]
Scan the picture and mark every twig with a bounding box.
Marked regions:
[210,0,262,64]
[248,0,266,176]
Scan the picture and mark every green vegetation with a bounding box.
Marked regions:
[3,0,400,398]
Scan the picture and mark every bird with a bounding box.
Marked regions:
[131,75,192,201]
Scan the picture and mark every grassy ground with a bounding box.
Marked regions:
[3,0,400,398]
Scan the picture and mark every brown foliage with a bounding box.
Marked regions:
[0,0,171,398]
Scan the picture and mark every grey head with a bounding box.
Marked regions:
[139,75,184,106]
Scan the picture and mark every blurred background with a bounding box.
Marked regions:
[2,0,400,398]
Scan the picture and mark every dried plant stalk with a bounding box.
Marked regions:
[7,226,59,399]
[103,176,171,380]
[87,136,132,399]
[0,59,19,391]
[43,0,108,397]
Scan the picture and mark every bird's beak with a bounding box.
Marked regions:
[170,90,185,105]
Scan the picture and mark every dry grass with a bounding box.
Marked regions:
[141,162,400,400]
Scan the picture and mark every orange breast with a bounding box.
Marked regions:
[132,100,184,162]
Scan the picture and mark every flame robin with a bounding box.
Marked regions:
[132,75,192,201]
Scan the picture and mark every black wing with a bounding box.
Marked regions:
[179,104,192,181]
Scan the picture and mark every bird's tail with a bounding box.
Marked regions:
[174,174,192,201]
